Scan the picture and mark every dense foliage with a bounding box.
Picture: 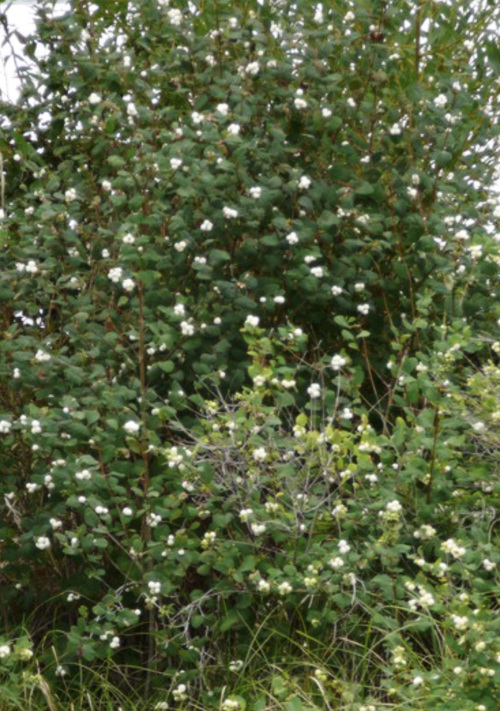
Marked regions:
[0,0,500,709]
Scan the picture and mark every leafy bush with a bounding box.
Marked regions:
[0,0,500,708]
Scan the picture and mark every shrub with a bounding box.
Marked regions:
[0,0,500,708]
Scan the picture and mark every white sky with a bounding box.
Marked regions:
[0,0,68,101]
[0,0,36,101]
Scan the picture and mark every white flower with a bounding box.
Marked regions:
[174,303,186,316]
[407,187,418,199]
[239,508,254,522]
[31,420,42,434]
[329,556,344,569]
[331,354,347,371]
[227,123,241,136]
[123,420,140,435]
[298,175,311,190]
[322,107,332,118]
[282,379,296,389]
[200,219,213,231]
[251,522,267,536]
[257,578,270,593]
[180,321,195,336]
[108,267,123,283]
[411,173,420,186]
[332,503,347,517]
[249,186,262,199]
[229,660,243,673]
[126,102,138,117]
[174,240,187,252]
[451,614,468,630]
[313,6,323,23]
[277,581,293,596]
[122,507,133,516]
[441,538,466,559]
[414,524,436,540]
[170,157,183,170]
[253,447,267,462]
[148,580,162,595]
[65,188,77,202]
[331,285,343,296]
[455,229,469,241]
[345,11,355,22]
[244,61,260,76]
[483,558,495,571]
[434,93,448,108]
[109,636,121,649]
[347,97,356,108]
[216,103,229,115]
[386,500,402,513]
[122,278,136,293]
[245,315,260,327]
[307,383,321,399]
[167,8,183,25]
[147,512,162,528]
[122,233,135,244]
[18,648,33,661]
[338,539,351,555]
[191,111,204,125]
[354,282,365,292]
[0,420,12,434]
[412,676,424,686]
[389,123,402,136]
[223,206,238,219]
[88,92,101,105]
[286,231,299,245]
[75,469,92,481]
[357,303,370,316]
[34,349,51,363]
[172,684,188,701]
[310,266,324,278]
[294,97,308,110]
[0,645,11,658]
[35,536,51,550]
[467,244,482,260]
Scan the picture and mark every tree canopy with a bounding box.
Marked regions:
[0,1,500,709]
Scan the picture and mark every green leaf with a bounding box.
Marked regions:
[209,249,231,265]
[107,155,126,168]
[486,41,500,76]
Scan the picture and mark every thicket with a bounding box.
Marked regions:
[0,0,499,709]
